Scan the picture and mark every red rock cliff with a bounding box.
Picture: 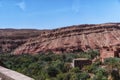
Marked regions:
[1,23,120,54]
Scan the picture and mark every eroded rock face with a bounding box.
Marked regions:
[0,29,48,53]
[1,23,120,54]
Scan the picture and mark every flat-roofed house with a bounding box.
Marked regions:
[100,46,120,62]
[71,58,92,69]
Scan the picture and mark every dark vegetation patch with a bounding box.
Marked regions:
[0,50,120,80]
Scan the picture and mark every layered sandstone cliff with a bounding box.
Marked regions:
[1,23,120,54]
[0,29,48,53]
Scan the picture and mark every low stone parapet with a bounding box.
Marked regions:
[0,66,34,80]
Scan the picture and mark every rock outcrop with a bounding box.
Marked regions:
[1,23,120,54]
[0,29,48,53]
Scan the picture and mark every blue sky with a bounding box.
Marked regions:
[0,0,120,29]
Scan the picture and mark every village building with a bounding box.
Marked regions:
[71,46,120,69]
[71,58,92,69]
[100,46,120,62]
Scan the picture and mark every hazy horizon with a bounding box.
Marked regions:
[0,22,120,30]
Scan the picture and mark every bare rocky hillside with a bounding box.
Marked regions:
[0,23,120,54]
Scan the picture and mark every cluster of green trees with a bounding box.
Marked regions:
[0,50,120,80]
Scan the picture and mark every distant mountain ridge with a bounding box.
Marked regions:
[0,23,120,54]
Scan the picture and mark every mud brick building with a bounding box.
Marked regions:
[71,58,92,69]
[100,46,120,62]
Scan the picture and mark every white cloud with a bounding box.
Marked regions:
[72,0,80,13]
[16,1,26,11]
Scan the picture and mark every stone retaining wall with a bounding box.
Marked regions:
[0,66,34,80]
